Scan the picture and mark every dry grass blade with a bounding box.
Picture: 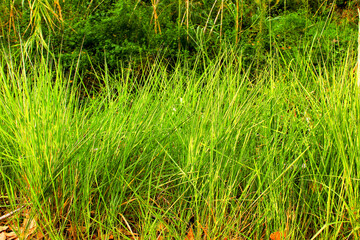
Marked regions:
[0,206,25,222]
[184,227,194,240]
[120,214,137,239]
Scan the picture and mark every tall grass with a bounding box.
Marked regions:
[0,43,360,239]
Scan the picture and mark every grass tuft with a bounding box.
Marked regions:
[0,44,360,239]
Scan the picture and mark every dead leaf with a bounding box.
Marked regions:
[118,228,138,236]
[185,227,194,240]
[67,224,88,239]
[20,217,36,239]
[36,231,44,239]
[66,225,76,238]
[0,232,6,240]
[157,223,167,232]
[0,226,8,232]
[270,231,286,240]
[4,231,17,240]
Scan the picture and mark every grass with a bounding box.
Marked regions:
[0,44,360,239]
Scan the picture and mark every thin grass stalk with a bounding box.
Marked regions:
[203,0,218,34]
[186,0,189,40]
[255,0,266,76]
[9,0,17,34]
[151,0,161,34]
[220,0,224,41]
[358,8,360,87]
[235,0,239,43]
[177,0,181,50]
[210,7,222,36]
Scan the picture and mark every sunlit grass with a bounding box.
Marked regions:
[0,45,360,239]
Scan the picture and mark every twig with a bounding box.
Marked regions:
[0,206,25,221]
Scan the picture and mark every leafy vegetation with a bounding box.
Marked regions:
[0,0,358,74]
[1,0,360,239]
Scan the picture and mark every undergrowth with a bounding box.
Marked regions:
[0,43,360,239]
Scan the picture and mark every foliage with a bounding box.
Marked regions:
[1,1,360,239]
[1,42,360,239]
[1,0,358,78]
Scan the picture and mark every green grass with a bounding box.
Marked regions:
[0,44,360,239]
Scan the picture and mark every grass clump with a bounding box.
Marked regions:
[0,44,360,239]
